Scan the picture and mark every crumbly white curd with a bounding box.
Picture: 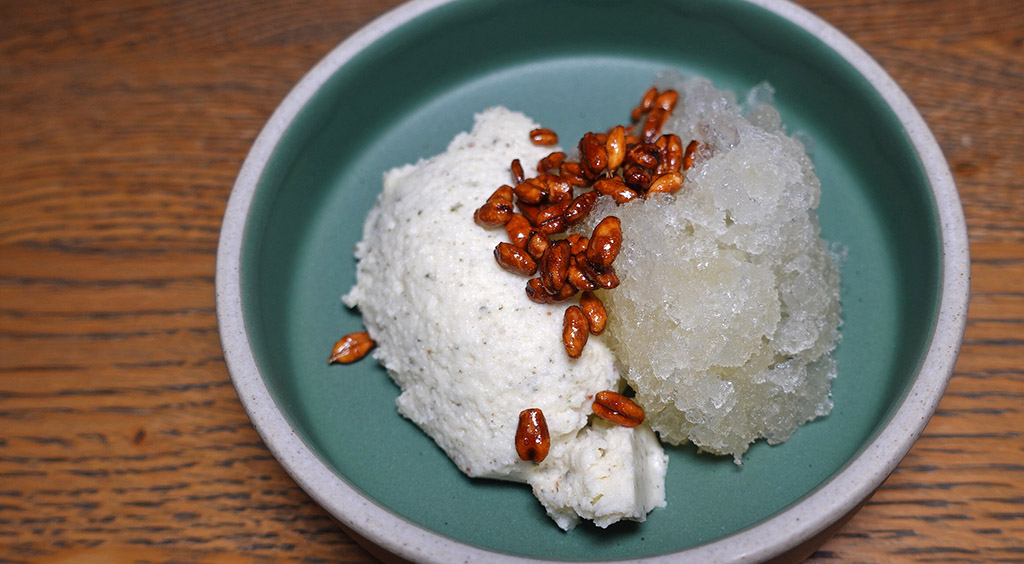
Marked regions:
[343,107,668,530]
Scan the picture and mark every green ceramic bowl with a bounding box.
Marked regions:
[216,0,969,562]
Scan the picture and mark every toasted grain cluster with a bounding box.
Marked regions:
[473,88,700,362]
[578,74,843,462]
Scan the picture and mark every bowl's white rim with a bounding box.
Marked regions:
[215,0,971,562]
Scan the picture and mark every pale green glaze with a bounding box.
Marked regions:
[238,0,940,559]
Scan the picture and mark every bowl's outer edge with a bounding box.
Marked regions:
[214,0,971,562]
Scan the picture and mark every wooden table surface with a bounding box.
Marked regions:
[2,0,1021,562]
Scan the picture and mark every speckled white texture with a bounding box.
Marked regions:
[343,107,667,530]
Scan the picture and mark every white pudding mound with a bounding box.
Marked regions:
[343,107,668,531]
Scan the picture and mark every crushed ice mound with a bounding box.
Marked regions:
[581,73,843,462]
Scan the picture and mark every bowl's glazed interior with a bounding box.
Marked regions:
[232,0,947,559]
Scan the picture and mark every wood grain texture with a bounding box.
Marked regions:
[1,0,1020,562]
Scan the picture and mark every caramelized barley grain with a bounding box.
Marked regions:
[641,108,667,142]
[516,408,550,462]
[593,178,638,205]
[487,184,514,203]
[328,332,375,364]
[592,390,645,427]
[538,151,567,173]
[527,231,551,260]
[530,128,559,146]
[654,89,678,112]
[580,132,608,177]
[639,87,658,112]
[514,179,547,205]
[585,216,623,269]
[540,240,571,293]
[505,214,532,249]
[623,163,653,191]
[473,201,514,227]
[511,159,526,185]
[494,242,538,276]
[647,172,684,196]
[559,161,589,187]
[579,291,607,335]
[683,140,699,171]
[563,191,600,225]
[605,125,626,171]
[525,277,554,304]
[562,305,589,359]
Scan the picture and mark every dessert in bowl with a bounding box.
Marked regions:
[216,0,969,561]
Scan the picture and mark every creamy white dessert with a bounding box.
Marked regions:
[576,74,842,462]
[343,107,668,530]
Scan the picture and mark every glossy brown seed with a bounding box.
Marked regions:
[511,159,526,185]
[579,132,608,177]
[593,177,638,205]
[526,231,551,260]
[683,139,700,171]
[514,179,547,205]
[579,291,607,335]
[536,198,577,234]
[623,163,653,191]
[605,125,626,171]
[592,390,645,427]
[559,161,589,187]
[505,213,532,249]
[473,201,514,227]
[567,234,589,256]
[535,200,570,226]
[487,184,514,203]
[654,89,679,112]
[576,257,620,290]
[641,107,667,142]
[551,281,578,301]
[328,331,375,364]
[536,215,568,235]
[639,87,658,112]
[494,242,537,276]
[538,151,567,173]
[517,201,542,225]
[626,143,662,169]
[647,172,684,196]
[630,104,644,123]
[593,266,620,290]
[586,216,622,269]
[566,262,596,292]
[516,408,550,463]
[563,191,600,225]
[540,239,571,293]
[530,128,559,146]
[657,134,683,174]
[526,276,576,303]
[563,305,589,359]
[539,173,573,203]
[525,277,554,304]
